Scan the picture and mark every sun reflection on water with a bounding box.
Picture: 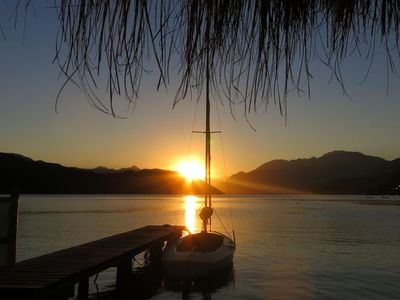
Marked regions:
[183,195,200,233]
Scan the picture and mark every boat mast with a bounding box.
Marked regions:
[202,16,212,232]
[205,52,211,210]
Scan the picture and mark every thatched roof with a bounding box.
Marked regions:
[19,1,400,116]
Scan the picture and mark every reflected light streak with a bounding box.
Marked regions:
[183,195,199,233]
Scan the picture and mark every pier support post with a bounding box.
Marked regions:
[78,279,89,300]
[67,285,75,298]
[116,257,133,298]
[54,287,70,300]
[149,242,163,270]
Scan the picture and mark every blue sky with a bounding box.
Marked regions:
[0,2,399,176]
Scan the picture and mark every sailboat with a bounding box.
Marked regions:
[163,53,236,279]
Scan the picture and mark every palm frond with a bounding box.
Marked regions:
[19,1,400,116]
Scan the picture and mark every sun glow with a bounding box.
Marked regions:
[175,159,205,181]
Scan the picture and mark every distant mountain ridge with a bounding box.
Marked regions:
[0,152,220,195]
[92,165,140,174]
[1,151,399,195]
[226,151,400,194]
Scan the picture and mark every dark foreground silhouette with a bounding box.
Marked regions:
[93,258,234,300]
[0,153,221,195]
[1,151,399,195]
[224,151,400,195]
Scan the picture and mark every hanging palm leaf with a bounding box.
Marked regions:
[6,1,400,117]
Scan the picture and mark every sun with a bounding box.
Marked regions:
[175,159,205,181]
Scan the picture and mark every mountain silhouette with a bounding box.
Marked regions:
[225,151,400,194]
[1,151,399,195]
[0,153,221,195]
[92,165,140,174]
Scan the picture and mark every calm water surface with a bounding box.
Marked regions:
[17,195,400,299]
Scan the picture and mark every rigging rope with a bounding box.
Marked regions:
[186,99,201,162]
[214,100,236,240]
[213,207,233,240]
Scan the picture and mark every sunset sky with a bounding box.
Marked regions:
[1,2,400,178]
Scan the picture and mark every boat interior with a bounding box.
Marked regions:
[176,232,223,253]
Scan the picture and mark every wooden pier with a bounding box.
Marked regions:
[0,225,184,299]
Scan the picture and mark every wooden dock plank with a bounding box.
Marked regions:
[0,225,184,299]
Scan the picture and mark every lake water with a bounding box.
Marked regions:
[16,195,400,299]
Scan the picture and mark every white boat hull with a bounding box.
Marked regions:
[163,232,235,278]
